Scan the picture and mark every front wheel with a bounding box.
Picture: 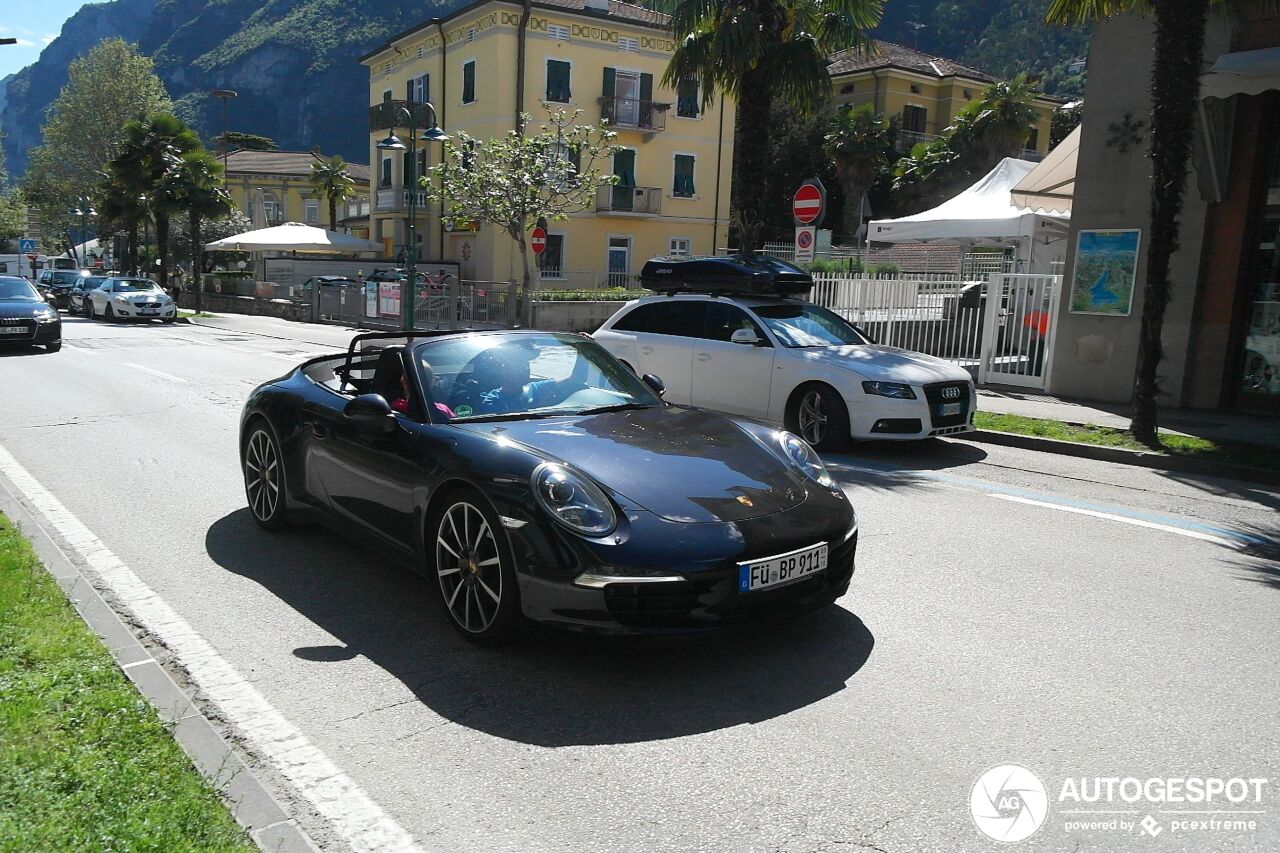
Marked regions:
[46,341,62,353]
[243,424,288,530]
[86,301,96,320]
[431,490,521,644]
[105,304,117,322]
[787,385,850,452]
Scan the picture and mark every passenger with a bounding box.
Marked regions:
[392,366,455,420]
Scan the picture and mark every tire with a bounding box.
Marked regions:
[86,301,96,321]
[162,317,175,324]
[105,304,117,322]
[243,422,289,531]
[46,341,62,353]
[429,487,521,645]
[787,384,850,452]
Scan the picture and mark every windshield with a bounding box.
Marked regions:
[418,333,661,421]
[82,277,106,288]
[0,278,41,301]
[112,280,162,293]
[52,271,83,285]
[751,303,871,348]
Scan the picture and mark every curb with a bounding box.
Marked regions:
[0,488,321,853]
[956,429,1280,487]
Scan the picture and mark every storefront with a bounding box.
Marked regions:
[1237,140,1280,408]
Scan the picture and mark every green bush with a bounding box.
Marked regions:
[531,287,634,302]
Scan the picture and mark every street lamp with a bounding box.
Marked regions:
[377,101,447,330]
[212,89,238,172]
[138,194,151,276]
[68,196,97,267]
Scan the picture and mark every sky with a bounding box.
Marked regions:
[0,1,87,80]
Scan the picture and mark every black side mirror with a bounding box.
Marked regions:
[642,374,665,397]
[343,394,397,433]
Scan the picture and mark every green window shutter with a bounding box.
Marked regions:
[673,155,695,197]
[639,73,654,126]
[602,67,616,122]
[677,79,699,118]
[463,62,476,103]
[423,74,430,105]
[406,80,415,102]
[613,149,635,187]
[547,60,571,103]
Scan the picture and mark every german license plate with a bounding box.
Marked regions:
[738,543,828,593]
[940,402,962,416]
[1,326,26,334]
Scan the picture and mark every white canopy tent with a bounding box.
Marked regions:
[868,158,1070,273]
[204,222,383,254]
[1011,126,1078,214]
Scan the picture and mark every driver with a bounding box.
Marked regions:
[474,344,589,415]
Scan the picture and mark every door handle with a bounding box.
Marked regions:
[696,352,711,362]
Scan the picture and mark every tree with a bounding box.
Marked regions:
[108,113,202,291]
[216,132,279,152]
[1051,100,1084,147]
[98,173,147,275]
[21,39,170,243]
[158,151,233,312]
[1046,0,1210,446]
[661,0,885,251]
[825,105,897,240]
[309,155,357,229]
[0,188,25,251]
[172,208,252,272]
[425,109,617,313]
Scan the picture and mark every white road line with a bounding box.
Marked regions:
[124,363,189,383]
[0,444,423,853]
[989,494,1238,547]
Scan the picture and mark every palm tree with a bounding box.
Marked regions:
[159,151,232,312]
[309,155,357,230]
[112,113,201,290]
[824,105,896,240]
[99,170,146,274]
[1047,0,1214,447]
[965,74,1040,162]
[661,0,885,251]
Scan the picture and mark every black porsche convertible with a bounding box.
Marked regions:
[240,330,857,642]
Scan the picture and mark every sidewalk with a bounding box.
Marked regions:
[183,311,362,350]
[976,387,1279,449]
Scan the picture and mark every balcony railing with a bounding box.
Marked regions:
[598,96,669,133]
[896,130,939,153]
[375,187,430,213]
[596,185,661,215]
[341,199,370,220]
[368,100,439,132]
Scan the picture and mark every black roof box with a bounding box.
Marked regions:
[640,254,812,297]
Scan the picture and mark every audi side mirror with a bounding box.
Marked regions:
[641,374,665,397]
[730,328,762,345]
[343,394,397,433]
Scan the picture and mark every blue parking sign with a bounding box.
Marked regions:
[18,238,36,254]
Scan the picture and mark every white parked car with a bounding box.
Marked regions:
[86,277,177,323]
[594,292,976,450]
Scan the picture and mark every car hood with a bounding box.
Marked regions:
[801,344,972,385]
[0,301,50,319]
[452,406,807,523]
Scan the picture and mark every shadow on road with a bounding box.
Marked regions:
[205,508,875,746]
[822,438,988,492]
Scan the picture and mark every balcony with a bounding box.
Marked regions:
[368,100,439,132]
[896,130,939,153]
[596,185,661,215]
[375,186,430,213]
[598,97,669,133]
[341,198,370,221]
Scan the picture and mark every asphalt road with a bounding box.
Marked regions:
[2,314,1277,853]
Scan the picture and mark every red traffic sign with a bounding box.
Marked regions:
[792,180,826,226]
[530,226,548,255]
[26,253,38,261]
[796,229,814,250]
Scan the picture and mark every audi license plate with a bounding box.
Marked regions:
[1,326,27,334]
[739,543,828,593]
[940,402,962,416]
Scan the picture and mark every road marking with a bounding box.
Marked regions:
[0,444,424,853]
[989,494,1239,547]
[124,363,189,383]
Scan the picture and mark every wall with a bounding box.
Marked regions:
[1049,14,1234,405]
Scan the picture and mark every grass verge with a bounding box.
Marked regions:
[0,514,253,851]
[973,411,1277,473]
[177,310,215,319]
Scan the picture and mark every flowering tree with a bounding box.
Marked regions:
[424,109,618,304]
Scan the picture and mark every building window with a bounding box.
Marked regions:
[1027,128,1040,151]
[546,59,572,103]
[673,155,695,198]
[669,237,691,258]
[382,89,392,104]
[461,139,478,171]
[406,74,428,104]
[840,84,854,95]
[618,37,638,52]
[902,104,927,134]
[262,192,281,223]
[602,67,654,128]
[963,88,973,100]
[304,199,320,225]
[607,236,631,287]
[677,79,699,118]
[538,234,565,279]
[380,156,392,188]
[909,83,921,94]
[462,60,476,103]
[548,24,569,40]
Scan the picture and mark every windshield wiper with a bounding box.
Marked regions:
[455,411,571,424]
[575,402,656,415]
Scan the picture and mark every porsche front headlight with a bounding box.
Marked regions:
[532,463,617,536]
[779,431,836,490]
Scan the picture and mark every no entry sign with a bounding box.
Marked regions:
[792,179,827,226]
[530,226,548,255]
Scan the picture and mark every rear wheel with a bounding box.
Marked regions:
[243,424,287,530]
[431,489,520,644]
[787,384,850,452]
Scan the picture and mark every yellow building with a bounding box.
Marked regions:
[358,0,735,287]
[827,41,1061,160]
[223,150,372,235]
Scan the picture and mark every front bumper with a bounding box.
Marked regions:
[111,302,176,320]
[848,380,976,440]
[0,319,60,346]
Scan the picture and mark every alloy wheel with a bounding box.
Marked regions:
[435,501,503,634]
[798,391,828,446]
[244,429,281,523]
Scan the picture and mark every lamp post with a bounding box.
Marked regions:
[68,196,98,267]
[212,89,238,172]
[377,102,447,330]
[138,194,151,277]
